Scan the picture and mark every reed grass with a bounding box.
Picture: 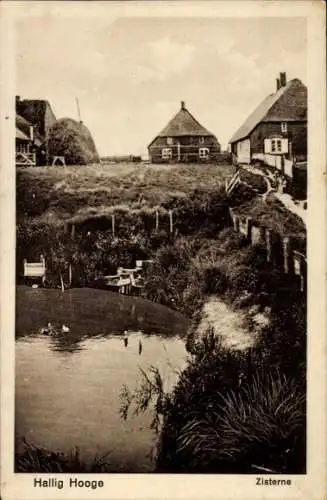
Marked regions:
[15,438,111,473]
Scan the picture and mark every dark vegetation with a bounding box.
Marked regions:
[15,438,111,473]
[16,164,306,474]
[121,228,306,474]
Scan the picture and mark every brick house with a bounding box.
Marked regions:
[148,101,221,163]
[229,73,307,165]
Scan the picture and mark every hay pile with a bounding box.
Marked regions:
[47,118,100,165]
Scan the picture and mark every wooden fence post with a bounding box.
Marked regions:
[300,258,307,293]
[234,215,240,233]
[155,210,159,231]
[283,237,293,274]
[265,228,272,263]
[112,213,115,237]
[169,210,173,234]
[69,264,72,287]
[246,217,252,241]
[229,207,234,227]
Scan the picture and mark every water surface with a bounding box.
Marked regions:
[15,287,189,472]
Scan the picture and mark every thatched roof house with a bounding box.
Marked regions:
[16,95,56,139]
[148,101,221,163]
[229,73,307,165]
[16,96,99,166]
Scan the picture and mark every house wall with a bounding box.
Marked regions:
[235,138,251,164]
[250,121,307,157]
[149,135,221,163]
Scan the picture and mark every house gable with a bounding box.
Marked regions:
[230,77,307,144]
[16,97,57,139]
[148,101,218,148]
[263,79,307,122]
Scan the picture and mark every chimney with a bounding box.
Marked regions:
[280,72,287,87]
[276,78,281,91]
[16,95,21,109]
[181,101,185,110]
[30,125,34,142]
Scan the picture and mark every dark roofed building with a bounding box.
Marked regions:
[148,101,221,163]
[229,73,307,165]
[16,95,56,139]
[16,95,57,166]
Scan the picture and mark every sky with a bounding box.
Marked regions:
[16,9,307,157]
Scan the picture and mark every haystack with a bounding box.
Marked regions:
[46,118,99,165]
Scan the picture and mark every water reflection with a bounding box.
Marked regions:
[16,331,187,472]
[16,287,190,342]
[50,333,85,354]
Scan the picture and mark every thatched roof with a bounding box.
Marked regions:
[16,97,56,138]
[16,114,43,146]
[16,127,30,141]
[230,78,307,144]
[46,118,100,165]
[149,101,216,146]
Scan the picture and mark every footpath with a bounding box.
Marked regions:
[242,165,307,226]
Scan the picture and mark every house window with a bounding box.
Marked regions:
[162,148,172,159]
[167,137,173,145]
[281,122,288,133]
[268,138,286,154]
[199,137,205,144]
[199,147,209,159]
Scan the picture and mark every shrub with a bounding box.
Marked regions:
[176,370,305,473]
[15,438,111,473]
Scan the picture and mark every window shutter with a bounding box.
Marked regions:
[264,139,271,154]
[282,138,288,153]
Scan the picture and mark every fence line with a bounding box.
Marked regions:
[229,207,306,292]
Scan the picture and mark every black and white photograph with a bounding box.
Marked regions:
[1,1,326,499]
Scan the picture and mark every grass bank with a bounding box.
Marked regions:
[17,163,305,288]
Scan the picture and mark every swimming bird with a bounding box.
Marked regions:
[40,322,53,335]
[61,324,70,333]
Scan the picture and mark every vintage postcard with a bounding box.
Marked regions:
[1,1,326,499]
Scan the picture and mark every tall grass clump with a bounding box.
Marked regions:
[15,438,111,473]
[176,371,305,474]
[152,329,306,474]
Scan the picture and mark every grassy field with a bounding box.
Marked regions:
[17,163,235,223]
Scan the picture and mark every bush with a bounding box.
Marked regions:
[15,438,111,473]
[155,330,305,474]
[176,370,305,473]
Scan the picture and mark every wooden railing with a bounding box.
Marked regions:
[16,152,36,167]
[23,255,46,283]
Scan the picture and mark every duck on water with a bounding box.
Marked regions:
[40,323,70,336]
